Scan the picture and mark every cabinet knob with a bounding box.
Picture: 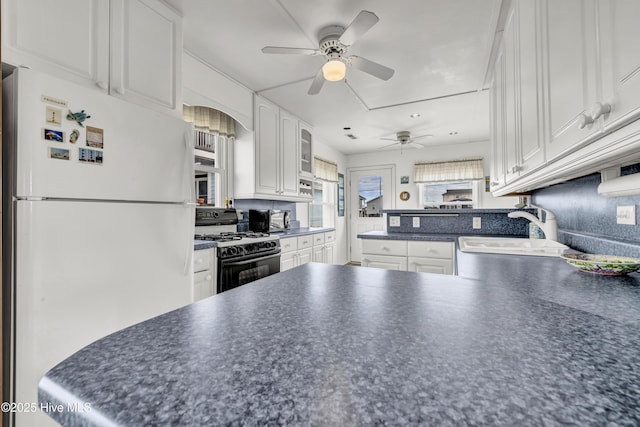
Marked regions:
[490,181,499,187]
[511,165,522,173]
[205,275,212,281]
[578,113,594,129]
[96,81,108,90]
[381,246,389,251]
[590,102,612,120]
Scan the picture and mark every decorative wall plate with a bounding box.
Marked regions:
[400,191,410,201]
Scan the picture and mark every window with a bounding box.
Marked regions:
[193,130,232,206]
[358,175,383,217]
[419,181,481,209]
[310,180,336,228]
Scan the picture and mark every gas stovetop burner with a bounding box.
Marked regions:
[194,233,243,242]
[194,231,272,242]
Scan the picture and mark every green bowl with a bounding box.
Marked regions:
[561,253,640,275]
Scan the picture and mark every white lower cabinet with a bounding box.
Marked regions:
[362,254,408,271]
[193,249,215,302]
[281,231,336,271]
[361,239,455,275]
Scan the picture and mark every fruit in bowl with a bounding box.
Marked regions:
[561,253,640,275]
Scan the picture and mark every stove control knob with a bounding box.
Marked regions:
[227,247,237,256]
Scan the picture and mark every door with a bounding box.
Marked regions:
[348,166,394,263]
[254,96,279,195]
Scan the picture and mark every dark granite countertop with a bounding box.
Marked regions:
[193,240,217,251]
[39,260,640,426]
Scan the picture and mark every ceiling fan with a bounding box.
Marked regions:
[380,131,432,150]
[262,10,395,95]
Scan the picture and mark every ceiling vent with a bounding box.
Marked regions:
[345,133,358,140]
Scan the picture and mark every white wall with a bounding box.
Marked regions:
[346,140,519,209]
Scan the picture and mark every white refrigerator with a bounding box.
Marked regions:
[2,68,195,426]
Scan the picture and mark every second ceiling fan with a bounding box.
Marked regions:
[262,10,395,95]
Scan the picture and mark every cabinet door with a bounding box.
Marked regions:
[254,96,280,195]
[299,122,313,176]
[324,244,335,265]
[280,110,300,197]
[2,0,110,90]
[110,0,182,114]
[408,257,453,275]
[542,0,600,161]
[193,270,214,302]
[599,0,640,130]
[490,50,507,190]
[361,255,407,271]
[312,245,325,263]
[297,248,313,266]
[280,251,296,272]
[516,0,545,174]
[503,5,520,184]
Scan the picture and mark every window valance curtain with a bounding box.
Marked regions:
[314,157,339,182]
[414,158,484,183]
[183,105,236,138]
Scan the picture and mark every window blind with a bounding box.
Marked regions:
[183,105,236,138]
[314,157,339,182]
[414,158,484,183]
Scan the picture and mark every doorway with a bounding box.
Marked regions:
[347,165,395,263]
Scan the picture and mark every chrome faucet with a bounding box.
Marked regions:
[507,205,558,241]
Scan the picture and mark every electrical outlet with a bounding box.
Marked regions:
[389,216,401,227]
[473,217,482,229]
[617,205,636,225]
[413,217,420,228]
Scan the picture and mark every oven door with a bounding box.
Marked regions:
[218,252,281,293]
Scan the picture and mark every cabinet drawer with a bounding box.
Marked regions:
[313,233,325,245]
[324,231,336,243]
[193,249,212,272]
[407,241,453,259]
[408,257,454,275]
[361,254,408,271]
[297,235,313,249]
[280,237,297,253]
[362,239,408,256]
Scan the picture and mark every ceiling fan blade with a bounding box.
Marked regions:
[262,46,320,55]
[339,10,379,46]
[348,56,395,80]
[379,142,400,149]
[407,142,426,149]
[380,138,397,141]
[308,69,325,95]
[410,134,433,140]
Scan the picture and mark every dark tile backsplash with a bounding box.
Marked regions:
[532,171,640,257]
[385,209,534,236]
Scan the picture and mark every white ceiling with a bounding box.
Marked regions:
[165,0,504,154]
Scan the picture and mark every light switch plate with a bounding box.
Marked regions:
[617,205,636,225]
[389,216,401,227]
[473,217,482,229]
[413,217,420,228]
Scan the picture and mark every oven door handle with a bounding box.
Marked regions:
[220,252,281,267]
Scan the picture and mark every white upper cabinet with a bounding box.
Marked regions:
[598,0,640,131]
[110,0,182,113]
[237,94,311,202]
[2,0,181,116]
[490,0,640,195]
[541,0,600,160]
[2,0,110,87]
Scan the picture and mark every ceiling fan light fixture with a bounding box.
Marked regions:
[322,59,346,81]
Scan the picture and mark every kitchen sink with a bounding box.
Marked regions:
[458,236,569,257]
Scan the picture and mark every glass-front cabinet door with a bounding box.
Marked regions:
[300,123,312,176]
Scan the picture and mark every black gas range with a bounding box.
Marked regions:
[195,206,281,293]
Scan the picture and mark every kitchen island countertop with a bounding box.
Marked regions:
[39,259,640,426]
